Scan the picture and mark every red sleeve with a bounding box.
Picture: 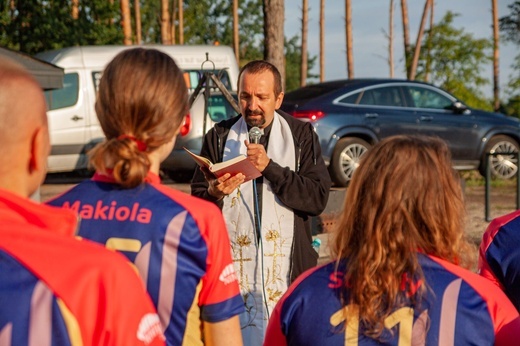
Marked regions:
[478,237,504,290]
[264,300,287,346]
[477,213,519,290]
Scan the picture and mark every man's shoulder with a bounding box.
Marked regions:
[277,110,315,138]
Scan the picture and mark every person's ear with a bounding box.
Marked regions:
[275,91,284,109]
[28,126,49,176]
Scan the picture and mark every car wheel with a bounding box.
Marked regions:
[329,137,371,187]
[479,135,519,180]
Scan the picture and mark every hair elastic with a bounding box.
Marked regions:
[117,134,147,152]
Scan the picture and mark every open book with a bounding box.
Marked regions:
[184,147,262,182]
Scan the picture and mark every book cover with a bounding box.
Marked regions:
[184,147,262,182]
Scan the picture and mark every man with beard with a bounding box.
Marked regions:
[191,60,331,345]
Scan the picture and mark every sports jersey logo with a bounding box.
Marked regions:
[62,200,152,224]
[219,263,238,285]
[137,313,164,344]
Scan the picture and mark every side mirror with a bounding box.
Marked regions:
[452,101,471,115]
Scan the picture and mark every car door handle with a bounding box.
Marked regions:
[420,116,433,121]
[365,113,379,118]
[71,115,83,121]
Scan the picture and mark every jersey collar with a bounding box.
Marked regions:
[92,170,162,185]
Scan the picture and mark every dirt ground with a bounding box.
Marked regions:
[462,183,518,267]
[464,184,518,244]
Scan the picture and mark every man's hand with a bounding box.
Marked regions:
[245,140,270,172]
[201,166,245,200]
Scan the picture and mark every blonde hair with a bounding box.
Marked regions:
[332,135,471,339]
[90,48,188,188]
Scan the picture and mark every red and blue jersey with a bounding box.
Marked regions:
[478,209,520,311]
[47,172,244,346]
[0,189,164,346]
[265,254,520,346]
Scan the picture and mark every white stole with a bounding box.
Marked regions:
[222,113,295,346]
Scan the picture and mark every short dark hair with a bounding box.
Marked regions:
[238,60,283,96]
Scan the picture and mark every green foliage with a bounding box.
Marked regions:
[138,1,162,43]
[0,0,122,55]
[500,0,520,45]
[0,0,315,91]
[412,11,493,110]
[503,55,520,117]
[284,35,318,92]
[500,1,520,118]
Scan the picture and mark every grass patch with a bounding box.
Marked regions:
[459,170,517,188]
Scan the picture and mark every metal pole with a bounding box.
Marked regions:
[485,153,491,222]
[517,152,520,210]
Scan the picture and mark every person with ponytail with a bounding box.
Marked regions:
[47,48,243,346]
[264,135,520,345]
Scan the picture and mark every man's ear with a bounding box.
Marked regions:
[28,127,48,175]
[275,91,284,110]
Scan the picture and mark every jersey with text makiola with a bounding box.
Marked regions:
[47,173,243,346]
[264,254,520,346]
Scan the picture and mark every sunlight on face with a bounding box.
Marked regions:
[238,70,283,129]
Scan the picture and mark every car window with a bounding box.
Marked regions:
[406,85,453,109]
[207,94,238,122]
[358,86,405,107]
[337,92,361,104]
[44,73,79,110]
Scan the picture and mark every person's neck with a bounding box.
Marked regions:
[0,174,36,199]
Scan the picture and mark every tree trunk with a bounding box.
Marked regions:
[120,0,132,45]
[263,0,285,88]
[424,0,434,82]
[233,0,239,63]
[72,0,79,20]
[345,0,354,78]
[492,0,500,111]
[320,0,325,82]
[179,0,184,45]
[171,1,177,44]
[300,0,309,86]
[135,0,142,45]
[161,0,172,44]
[389,0,394,78]
[400,0,411,77]
[409,0,431,80]
[9,0,15,21]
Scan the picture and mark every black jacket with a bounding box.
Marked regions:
[191,111,331,283]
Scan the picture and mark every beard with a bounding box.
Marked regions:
[244,108,266,127]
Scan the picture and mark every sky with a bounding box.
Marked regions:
[284,0,518,98]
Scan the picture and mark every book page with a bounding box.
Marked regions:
[183,147,213,168]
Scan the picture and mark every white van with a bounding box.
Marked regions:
[36,45,240,176]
